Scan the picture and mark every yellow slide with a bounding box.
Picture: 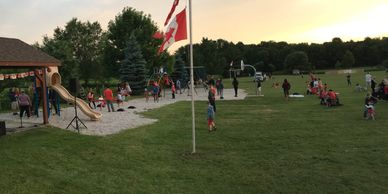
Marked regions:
[51,84,102,121]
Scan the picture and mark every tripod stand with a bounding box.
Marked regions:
[66,95,87,133]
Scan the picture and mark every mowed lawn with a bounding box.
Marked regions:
[1,71,388,193]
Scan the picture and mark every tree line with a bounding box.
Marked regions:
[176,37,388,76]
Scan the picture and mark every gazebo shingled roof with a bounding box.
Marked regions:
[0,37,61,67]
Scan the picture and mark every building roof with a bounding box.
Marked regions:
[0,37,61,67]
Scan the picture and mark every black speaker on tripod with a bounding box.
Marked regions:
[69,78,80,96]
[66,78,86,133]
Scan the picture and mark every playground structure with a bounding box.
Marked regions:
[47,66,101,121]
[0,37,101,124]
[146,71,173,98]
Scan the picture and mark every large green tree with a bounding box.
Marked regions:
[104,7,163,77]
[41,18,104,85]
[119,35,146,95]
[284,51,310,72]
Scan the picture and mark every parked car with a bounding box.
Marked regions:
[254,72,265,81]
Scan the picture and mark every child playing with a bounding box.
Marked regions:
[117,92,123,108]
[207,102,216,132]
[364,92,377,119]
[144,87,149,102]
[153,81,159,103]
[97,95,105,111]
[171,82,176,99]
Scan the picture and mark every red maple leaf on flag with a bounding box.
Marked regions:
[158,8,187,54]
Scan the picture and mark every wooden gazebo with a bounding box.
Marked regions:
[0,37,61,124]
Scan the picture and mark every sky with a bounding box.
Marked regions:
[1,0,388,51]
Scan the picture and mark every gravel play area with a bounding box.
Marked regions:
[1,88,247,136]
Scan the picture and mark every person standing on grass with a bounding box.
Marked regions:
[282,79,291,100]
[346,73,351,86]
[364,92,377,118]
[365,72,372,90]
[208,83,217,113]
[18,90,31,118]
[104,85,115,112]
[219,79,224,99]
[216,78,221,96]
[371,77,377,93]
[232,76,239,97]
[207,102,216,132]
[256,78,262,96]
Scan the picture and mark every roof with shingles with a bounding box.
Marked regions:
[0,37,60,67]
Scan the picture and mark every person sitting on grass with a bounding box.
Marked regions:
[326,89,340,106]
[319,89,328,105]
[207,102,216,132]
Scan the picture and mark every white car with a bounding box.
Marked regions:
[254,72,264,81]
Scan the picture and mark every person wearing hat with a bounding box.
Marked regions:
[18,89,31,118]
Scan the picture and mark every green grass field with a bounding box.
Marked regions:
[1,71,388,193]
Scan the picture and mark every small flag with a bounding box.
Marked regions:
[164,0,180,26]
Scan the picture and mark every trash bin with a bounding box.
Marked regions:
[0,121,5,136]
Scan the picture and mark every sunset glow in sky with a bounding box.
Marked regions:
[1,0,388,50]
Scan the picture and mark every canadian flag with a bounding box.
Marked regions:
[164,0,179,26]
[158,8,187,54]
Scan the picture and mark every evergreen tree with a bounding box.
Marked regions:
[335,60,342,69]
[120,35,146,95]
[173,54,189,85]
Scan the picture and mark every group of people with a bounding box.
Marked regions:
[361,72,388,100]
[360,72,388,120]
[147,78,183,103]
[8,87,32,119]
[86,82,132,112]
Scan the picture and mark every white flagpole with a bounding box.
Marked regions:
[188,0,196,153]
